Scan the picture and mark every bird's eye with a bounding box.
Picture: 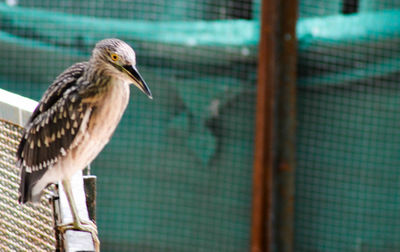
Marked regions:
[111,53,119,61]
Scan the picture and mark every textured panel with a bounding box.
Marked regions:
[0,119,56,251]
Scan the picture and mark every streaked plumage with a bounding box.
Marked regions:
[17,62,89,201]
[16,38,152,250]
[17,38,152,203]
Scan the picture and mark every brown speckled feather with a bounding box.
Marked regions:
[17,38,152,205]
[17,62,91,203]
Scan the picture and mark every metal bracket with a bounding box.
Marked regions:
[52,170,97,252]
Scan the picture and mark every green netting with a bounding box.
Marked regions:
[0,1,256,251]
[296,2,400,252]
[2,0,400,251]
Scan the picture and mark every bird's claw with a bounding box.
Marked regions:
[57,220,100,251]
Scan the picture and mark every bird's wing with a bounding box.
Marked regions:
[17,62,91,172]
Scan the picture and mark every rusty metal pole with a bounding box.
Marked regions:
[276,0,297,251]
[251,0,297,251]
[251,0,279,251]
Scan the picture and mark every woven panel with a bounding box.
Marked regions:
[0,119,55,251]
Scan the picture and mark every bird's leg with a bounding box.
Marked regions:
[57,179,100,251]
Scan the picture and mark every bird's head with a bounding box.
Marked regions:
[92,38,152,99]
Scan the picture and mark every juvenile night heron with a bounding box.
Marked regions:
[16,38,152,249]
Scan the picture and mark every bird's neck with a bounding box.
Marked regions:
[85,59,116,83]
[79,60,120,103]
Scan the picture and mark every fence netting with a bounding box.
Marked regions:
[296,1,400,251]
[2,0,398,251]
[0,1,257,251]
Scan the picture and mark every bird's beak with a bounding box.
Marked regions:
[123,65,153,99]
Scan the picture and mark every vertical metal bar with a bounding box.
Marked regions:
[83,164,97,222]
[276,0,297,251]
[84,175,97,222]
[57,171,96,251]
[342,0,359,14]
[251,0,279,251]
[251,0,298,251]
[51,190,62,252]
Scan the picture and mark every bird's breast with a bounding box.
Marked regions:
[63,79,130,177]
[87,79,130,139]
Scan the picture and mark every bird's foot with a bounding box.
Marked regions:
[57,219,100,251]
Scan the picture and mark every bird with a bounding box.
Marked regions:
[16,38,152,250]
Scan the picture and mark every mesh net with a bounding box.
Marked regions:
[296,1,400,251]
[0,1,256,251]
[0,119,55,251]
[4,0,399,251]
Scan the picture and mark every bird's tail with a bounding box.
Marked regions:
[18,168,47,204]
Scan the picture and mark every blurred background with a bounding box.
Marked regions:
[0,0,399,251]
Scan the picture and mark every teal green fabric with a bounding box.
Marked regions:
[0,3,255,251]
[296,82,400,252]
[359,1,400,13]
[297,10,400,87]
[299,0,342,18]
[0,3,258,54]
[18,0,239,21]
[2,1,400,251]
[295,9,400,252]
[298,10,400,46]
